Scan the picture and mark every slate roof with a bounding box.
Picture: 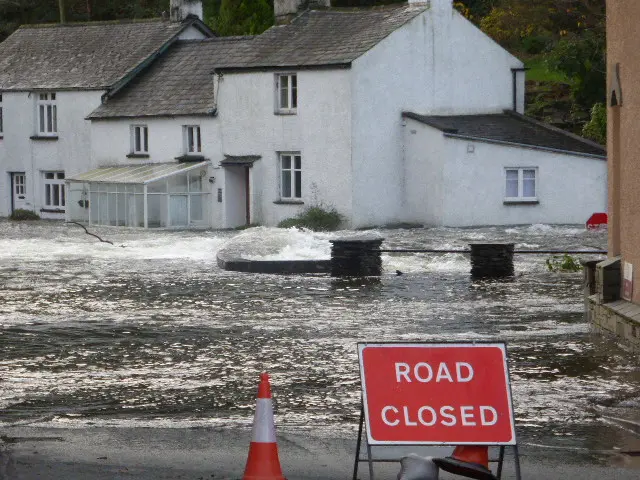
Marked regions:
[402,111,606,157]
[216,5,428,70]
[89,37,253,118]
[0,19,196,90]
[89,5,428,118]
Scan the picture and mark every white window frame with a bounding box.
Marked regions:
[130,125,149,155]
[43,171,66,210]
[37,92,57,136]
[275,73,297,114]
[183,125,201,154]
[279,152,302,200]
[504,167,538,202]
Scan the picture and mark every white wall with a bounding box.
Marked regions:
[349,5,524,228]
[402,117,447,225]
[438,137,607,226]
[217,69,352,228]
[0,90,103,218]
[90,115,221,227]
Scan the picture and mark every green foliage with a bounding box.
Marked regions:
[524,56,567,82]
[278,206,343,231]
[9,209,40,221]
[545,254,582,272]
[581,102,606,144]
[521,34,552,55]
[480,0,552,48]
[545,31,605,108]
[209,0,273,36]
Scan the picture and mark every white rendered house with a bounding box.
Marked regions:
[0,2,212,220]
[2,0,606,228]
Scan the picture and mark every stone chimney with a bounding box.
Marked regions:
[170,0,203,22]
[274,0,330,25]
[409,0,452,11]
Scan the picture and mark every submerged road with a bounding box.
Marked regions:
[1,425,639,479]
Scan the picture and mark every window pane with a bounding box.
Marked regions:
[47,105,53,132]
[280,75,289,108]
[45,172,54,179]
[189,171,203,192]
[45,184,51,205]
[294,171,301,198]
[282,170,291,198]
[52,105,57,132]
[57,172,65,179]
[61,185,66,206]
[190,194,203,221]
[523,170,536,197]
[294,155,301,170]
[196,127,201,152]
[188,127,194,152]
[135,128,141,152]
[282,155,291,170]
[39,105,45,132]
[505,170,518,197]
[291,75,297,108]
[52,185,60,206]
[0,107,3,133]
[143,127,148,152]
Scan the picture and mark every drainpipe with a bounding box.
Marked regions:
[511,67,527,113]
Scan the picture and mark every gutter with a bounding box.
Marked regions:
[443,132,607,160]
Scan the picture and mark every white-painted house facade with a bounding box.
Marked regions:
[0,0,606,229]
[0,6,213,220]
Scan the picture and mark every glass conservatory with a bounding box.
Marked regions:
[66,162,210,228]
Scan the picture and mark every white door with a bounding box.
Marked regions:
[169,195,188,227]
[12,173,27,211]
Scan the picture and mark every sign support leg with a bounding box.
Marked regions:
[496,446,505,479]
[352,402,365,480]
[513,444,522,480]
[366,441,374,480]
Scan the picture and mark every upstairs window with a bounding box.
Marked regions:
[43,171,66,209]
[279,152,302,200]
[505,167,537,202]
[0,93,3,136]
[183,125,201,154]
[37,92,57,135]
[130,125,149,155]
[276,73,297,114]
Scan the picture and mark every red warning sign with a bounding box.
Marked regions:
[358,343,516,445]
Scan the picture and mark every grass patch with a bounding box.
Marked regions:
[525,56,568,83]
[9,209,40,221]
[278,206,343,231]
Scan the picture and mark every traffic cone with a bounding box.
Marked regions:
[242,373,286,480]
[432,446,497,480]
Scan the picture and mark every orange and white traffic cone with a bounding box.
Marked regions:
[433,446,497,480]
[242,372,286,480]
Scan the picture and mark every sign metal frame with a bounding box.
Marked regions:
[353,341,522,480]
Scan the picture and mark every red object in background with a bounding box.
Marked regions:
[586,212,608,229]
[358,343,516,445]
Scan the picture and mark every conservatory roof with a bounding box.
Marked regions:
[67,162,208,184]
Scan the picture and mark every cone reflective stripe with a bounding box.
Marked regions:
[243,373,285,480]
[433,446,497,480]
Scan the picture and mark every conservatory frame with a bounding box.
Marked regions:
[66,162,210,228]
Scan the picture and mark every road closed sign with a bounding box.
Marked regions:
[357,343,516,445]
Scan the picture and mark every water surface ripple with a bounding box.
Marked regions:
[0,221,638,456]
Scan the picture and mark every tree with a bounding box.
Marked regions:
[582,102,606,145]
[545,30,605,108]
[210,0,273,36]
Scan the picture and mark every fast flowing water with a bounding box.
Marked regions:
[0,220,638,460]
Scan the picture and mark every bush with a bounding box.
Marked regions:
[278,206,343,231]
[521,35,552,55]
[546,254,582,272]
[9,209,40,221]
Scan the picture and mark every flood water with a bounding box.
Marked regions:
[0,220,638,461]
